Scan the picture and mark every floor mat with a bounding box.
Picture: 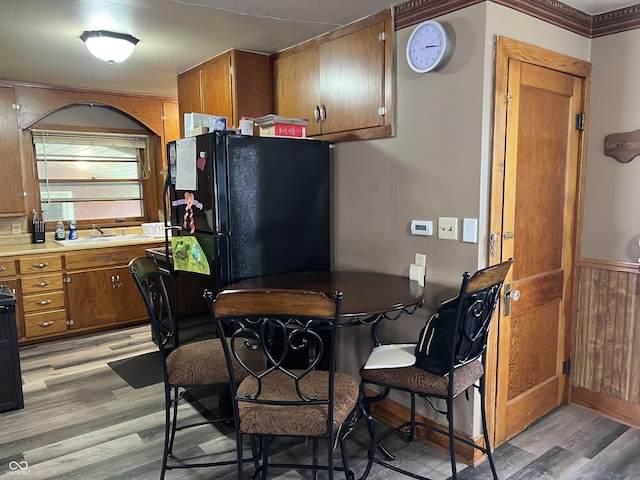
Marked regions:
[107,351,163,389]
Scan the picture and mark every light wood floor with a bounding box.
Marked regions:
[1,323,639,480]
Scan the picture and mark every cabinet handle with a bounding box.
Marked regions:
[38,321,55,328]
[35,281,51,288]
[36,299,52,306]
[0,266,6,272]
[34,262,49,269]
[314,105,321,123]
[319,104,326,122]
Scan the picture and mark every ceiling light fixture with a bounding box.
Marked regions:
[80,30,139,64]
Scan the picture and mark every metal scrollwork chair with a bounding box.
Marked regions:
[129,256,264,479]
[205,288,361,480]
[359,259,513,480]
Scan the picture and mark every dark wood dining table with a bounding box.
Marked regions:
[228,270,425,328]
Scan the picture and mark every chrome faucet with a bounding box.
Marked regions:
[92,224,105,235]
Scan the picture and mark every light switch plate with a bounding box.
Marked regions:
[438,217,458,240]
[463,218,478,243]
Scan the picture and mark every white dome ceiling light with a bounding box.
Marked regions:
[80,30,139,64]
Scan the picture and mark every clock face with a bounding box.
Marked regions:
[406,20,450,73]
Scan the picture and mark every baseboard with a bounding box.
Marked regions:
[366,388,490,467]
[572,386,640,429]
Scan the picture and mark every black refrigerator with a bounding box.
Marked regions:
[166,131,331,294]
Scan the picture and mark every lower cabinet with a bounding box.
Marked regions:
[4,243,160,344]
[0,266,22,340]
[63,245,158,333]
[19,254,66,340]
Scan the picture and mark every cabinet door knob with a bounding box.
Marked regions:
[0,266,5,272]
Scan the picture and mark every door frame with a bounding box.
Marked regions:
[486,36,591,445]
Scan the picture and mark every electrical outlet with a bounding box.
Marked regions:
[438,217,458,240]
[11,223,21,234]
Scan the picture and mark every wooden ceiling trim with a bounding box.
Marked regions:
[394,0,640,38]
[394,0,482,31]
[592,5,640,37]
[491,0,592,36]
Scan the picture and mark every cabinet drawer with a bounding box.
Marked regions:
[24,309,67,337]
[0,258,17,278]
[20,273,64,294]
[19,255,62,274]
[22,290,65,313]
[64,245,158,270]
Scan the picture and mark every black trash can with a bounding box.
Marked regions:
[0,285,24,412]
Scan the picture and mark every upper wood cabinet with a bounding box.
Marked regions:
[177,49,273,135]
[0,86,25,215]
[274,47,322,136]
[272,9,394,142]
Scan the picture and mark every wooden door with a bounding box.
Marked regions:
[319,21,385,134]
[66,266,147,330]
[0,86,25,215]
[66,268,119,329]
[201,53,233,123]
[232,50,273,128]
[490,37,590,445]
[273,47,321,136]
[176,68,202,138]
[114,265,148,322]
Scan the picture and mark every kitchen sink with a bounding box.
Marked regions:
[54,234,153,247]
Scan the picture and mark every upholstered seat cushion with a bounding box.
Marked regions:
[359,360,484,397]
[166,338,265,387]
[237,370,360,436]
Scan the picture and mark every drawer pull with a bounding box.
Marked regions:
[36,299,52,306]
[0,266,5,272]
[35,281,51,288]
[34,262,50,269]
[38,321,55,328]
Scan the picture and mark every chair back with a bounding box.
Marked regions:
[205,288,343,419]
[448,259,513,370]
[129,256,178,356]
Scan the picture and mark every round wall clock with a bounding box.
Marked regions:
[406,20,452,73]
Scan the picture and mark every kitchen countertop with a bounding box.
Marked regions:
[0,230,165,258]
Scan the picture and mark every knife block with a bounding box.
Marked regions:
[31,229,45,244]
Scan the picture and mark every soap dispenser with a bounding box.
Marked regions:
[68,220,78,240]
[55,221,66,240]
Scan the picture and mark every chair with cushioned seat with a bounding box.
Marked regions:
[129,256,264,479]
[205,287,361,480]
[359,259,513,480]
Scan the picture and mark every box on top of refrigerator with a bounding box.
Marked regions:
[185,113,227,137]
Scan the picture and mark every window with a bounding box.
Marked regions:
[32,130,150,223]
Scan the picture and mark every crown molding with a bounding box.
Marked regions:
[592,5,640,37]
[394,0,640,38]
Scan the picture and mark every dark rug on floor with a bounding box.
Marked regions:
[108,351,163,389]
